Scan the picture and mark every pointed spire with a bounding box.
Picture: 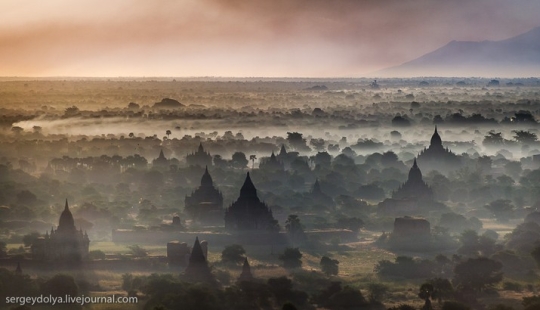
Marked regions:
[198,142,204,153]
[279,144,287,156]
[158,149,165,159]
[312,178,322,195]
[201,165,213,187]
[58,199,75,232]
[430,125,442,147]
[189,237,207,264]
[184,236,214,283]
[408,158,423,183]
[15,262,22,274]
[240,172,258,199]
[270,151,276,160]
[238,257,253,281]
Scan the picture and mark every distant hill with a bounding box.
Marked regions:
[377,27,540,77]
[153,98,184,109]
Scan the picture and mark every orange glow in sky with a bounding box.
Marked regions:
[1,0,539,77]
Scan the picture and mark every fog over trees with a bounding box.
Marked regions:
[1,77,540,310]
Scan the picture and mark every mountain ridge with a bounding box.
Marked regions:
[376,26,540,77]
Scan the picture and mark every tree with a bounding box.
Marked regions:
[320,256,339,276]
[310,138,326,152]
[249,155,257,169]
[127,245,148,257]
[88,250,106,260]
[367,283,388,303]
[314,152,332,167]
[221,244,246,265]
[166,130,171,138]
[22,232,41,247]
[484,199,515,222]
[285,215,305,245]
[267,277,308,307]
[392,115,411,127]
[453,257,503,293]
[326,286,369,310]
[483,131,504,146]
[513,130,537,144]
[279,248,302,269]
[231,152,248,169]
[287,132,310,152]
[41,274,78,297]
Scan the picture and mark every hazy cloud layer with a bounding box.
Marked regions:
[1,0,539,77]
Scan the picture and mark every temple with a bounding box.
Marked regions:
[237,257,254,282]
[186,143,213,167]
[183,237,215,284]
[276,144,293,170]
[258,151,284,171]
[392,159,433,200]
[417,126,461,172]
[310,179,334,210]
[152,149,169,168]
[31,200,90,263]
[185,167,224,225]
[224,172,276,231]
[377,160,443,216]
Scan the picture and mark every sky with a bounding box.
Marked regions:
[1,0,539,77]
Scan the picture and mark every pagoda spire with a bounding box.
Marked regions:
[238,257,254,282]
[240,172,258,199]
[201,166,213,187]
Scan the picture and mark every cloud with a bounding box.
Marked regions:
[1,0,539,76]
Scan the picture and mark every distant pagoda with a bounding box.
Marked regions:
[224,172,276,231]
[417,126,461,171]
[237,257,254,282]
[392,159,433,200]
[185,166,224,225]
[186,143,212,167]
[183,237,215,284]
[31,200,90,263]
[152,149,169,167]
[259,151,284,171]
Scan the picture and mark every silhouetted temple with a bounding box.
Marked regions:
[15,262,22,274]
[185,167,223,225]
[279,144,287,157]
[152,149,169,167]
[417,126,461,171]
[392,159,433,200]
[259,151,284,171]
[186,143,212,167]
[238,257,254,282]
[310,179,334,209]
[224,172,276,230]
[276,144,293,170]
[377,159,443,216]
[31,200,90,263]
[183,237,215,284]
